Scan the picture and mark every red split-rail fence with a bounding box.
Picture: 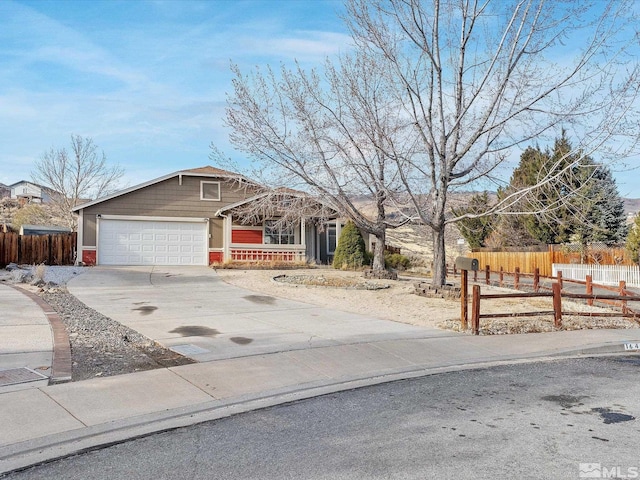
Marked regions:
[452,263,640,334]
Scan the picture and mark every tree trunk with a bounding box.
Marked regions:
[432,224,447,287]
[372,231,386,272]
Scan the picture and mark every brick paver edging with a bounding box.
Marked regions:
[11,286,72,384]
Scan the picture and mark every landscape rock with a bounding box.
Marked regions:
[414,282,461,300]
[364,269,398,281]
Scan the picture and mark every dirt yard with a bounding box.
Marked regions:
[215,267,638,335]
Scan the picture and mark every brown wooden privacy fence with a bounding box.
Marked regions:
[549,244,633,266]
[469,250,553,276]
[0,232,77,267]
[469,245,634,278]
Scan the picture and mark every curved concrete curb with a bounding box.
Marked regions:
[11,286,72,384]
[0,346,636,476]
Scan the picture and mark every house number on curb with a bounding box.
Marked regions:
[623,343,640,351]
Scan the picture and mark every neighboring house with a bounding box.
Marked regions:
[19,224,72,235]
[71,166,340,266]
[0,183,9,199]
[9,180,58,204]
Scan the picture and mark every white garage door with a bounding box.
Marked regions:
[98,218,208,266]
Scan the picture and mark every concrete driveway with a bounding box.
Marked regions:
[67,266,446,362]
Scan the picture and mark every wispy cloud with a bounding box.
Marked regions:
[0,2,149,91]
[4,0,634,197]
[235,30,351,62]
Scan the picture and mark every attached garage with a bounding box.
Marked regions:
[97,216,208,266]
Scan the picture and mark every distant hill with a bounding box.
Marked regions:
[623,198,640,216]
[350,192,640,265]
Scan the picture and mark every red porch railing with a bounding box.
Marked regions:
[230,244,306,262]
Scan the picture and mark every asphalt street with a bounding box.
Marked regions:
[6,356,640,480]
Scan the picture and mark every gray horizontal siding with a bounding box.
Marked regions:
[81,176,257,247]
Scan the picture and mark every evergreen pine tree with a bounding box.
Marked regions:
[453,192,496,249]
[574,163,628,245]
[332,221,367,269]
[520,134,575,244]
[494,132,627,246]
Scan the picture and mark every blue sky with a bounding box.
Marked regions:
[0,0,350,188]
[1,0,638,197]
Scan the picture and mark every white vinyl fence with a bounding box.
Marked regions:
[553,264,640,288]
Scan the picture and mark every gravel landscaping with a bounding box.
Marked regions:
[273,274,391,290]
[1,265,193,381]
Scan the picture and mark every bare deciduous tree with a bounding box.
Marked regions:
[220,184,340,233]
[225,0,639,284]
[344,0,639,285]
[225,50,410,272]
[32,135,124,230]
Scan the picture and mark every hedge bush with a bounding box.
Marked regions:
[384,252,411,270]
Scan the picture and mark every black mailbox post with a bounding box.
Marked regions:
[455,257,479,330]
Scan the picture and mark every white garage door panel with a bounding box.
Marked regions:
[99,219,207,266]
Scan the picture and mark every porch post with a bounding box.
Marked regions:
[223,214,232,261]
[300,218,306,262]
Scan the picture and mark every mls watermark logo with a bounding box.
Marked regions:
[579,463,639,478]
[579,464,602,478]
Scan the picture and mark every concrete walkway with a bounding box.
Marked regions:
[1,267,640,475]
[0,285,53,392]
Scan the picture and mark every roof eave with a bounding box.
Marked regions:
[72,169,256,212]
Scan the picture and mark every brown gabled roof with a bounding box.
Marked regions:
[179,165,242,177]
[215,186,338,217]
[273,186,307,195]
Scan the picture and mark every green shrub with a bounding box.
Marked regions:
[626,214,640,264]
[333,222,367,269]
[384,252,411,270]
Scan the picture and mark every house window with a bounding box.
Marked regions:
[327,224,337,255]
[264,220,295,245]
[200,181,221,201]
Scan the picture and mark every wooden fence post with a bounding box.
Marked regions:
[472,284,480,335]
[453,263,457,276]
[460,270,468,330]
[557,270,563,291]
[586,275,593,306]
[514,267,520,291]
[620,280,628,315]
[533,268,539,293]
[473,269,478,283]
[485,265,490,285]
[499,266,504,287]
[552,282,562,327]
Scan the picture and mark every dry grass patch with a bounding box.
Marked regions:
[215,267,638,334]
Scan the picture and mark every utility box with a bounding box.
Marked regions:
[455,256,479,271]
